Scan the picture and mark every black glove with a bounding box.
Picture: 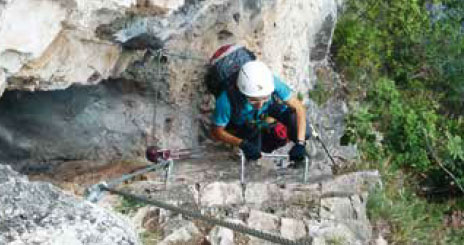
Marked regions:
[289,142,308,162]
[239,140,262,161]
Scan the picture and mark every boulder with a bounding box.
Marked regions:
[247,210,280,245]
[0,164,140,245]
[207,219,245,245]
[307,220,362,245]
[200,181,243,206]
[244,182,283,207]
[158,219,202,245]
[280,218,307,240]
[0,0,125,90]
[321,171,381,196]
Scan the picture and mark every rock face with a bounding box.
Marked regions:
[0,0,124,91]
[0,164,140,245]
[0,0,342,164]
[116,160,381,244]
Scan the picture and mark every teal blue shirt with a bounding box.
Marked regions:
[212,76,292,127]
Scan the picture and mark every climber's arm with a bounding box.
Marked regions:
[210,126,242,146]
[284,97,307,143]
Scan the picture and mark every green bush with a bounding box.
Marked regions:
[334,0,463,104]
[335,0,464,189]
[333,1,464,242]
[343,77,464,243]
[344,77,464,188]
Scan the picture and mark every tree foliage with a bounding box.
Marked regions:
[334,0,464,189]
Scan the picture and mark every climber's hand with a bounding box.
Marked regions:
[239,140,262,161]
[289,141,307,162]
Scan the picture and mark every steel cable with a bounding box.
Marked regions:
[101,185,312,245]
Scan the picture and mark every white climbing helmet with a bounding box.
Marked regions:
[237,60,274,97]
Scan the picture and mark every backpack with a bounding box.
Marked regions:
[205,44,256,98]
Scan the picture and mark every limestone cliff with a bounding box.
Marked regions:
[0,0,342,163]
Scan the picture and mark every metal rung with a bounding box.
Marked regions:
[239,152,310,184]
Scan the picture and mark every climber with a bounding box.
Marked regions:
[207,45,311,166]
